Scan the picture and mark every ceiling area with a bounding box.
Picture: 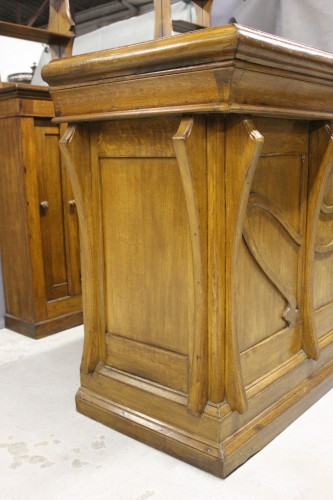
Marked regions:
[0,0,180,35]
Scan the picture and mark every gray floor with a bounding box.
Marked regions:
[0,326,332,500]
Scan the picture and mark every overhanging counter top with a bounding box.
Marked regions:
[43,23,333,122]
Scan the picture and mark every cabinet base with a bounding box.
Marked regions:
[5,310,83,339]
[76,355,333,478]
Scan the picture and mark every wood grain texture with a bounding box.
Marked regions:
[312,124,333,332]
[100,156,191,354]
[43,24,333,124]
[193,0,213,28]
[45,24,333,477]
[59,124,103,371]
[304,124,333,359]
[154,0,172,38]
[35,123,69,301]
[42,24,333,86]
[173,116,208,415]
[0,20,74,44]
[207,116,225,403]
[225,117,264,413]
[105,333,188,392]
[0,85,82,337]
[0,117,35,322]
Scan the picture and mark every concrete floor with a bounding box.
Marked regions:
[0,325,332,500]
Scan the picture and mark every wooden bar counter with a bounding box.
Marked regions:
[43,24,333,476]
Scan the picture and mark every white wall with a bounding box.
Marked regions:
[0,37,44,82]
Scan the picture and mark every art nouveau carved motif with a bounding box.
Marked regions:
[173,116,208,415]
[225,118,264,413]
[305,123,333,359]
[243,191,301,328]
[59,125,105,373]
[242,122,333,363]
[315,125,333,256]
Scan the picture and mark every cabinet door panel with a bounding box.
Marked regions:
[35,121,69,301]
[61,162,81,296]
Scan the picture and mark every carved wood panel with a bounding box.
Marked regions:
[237,118,309,383]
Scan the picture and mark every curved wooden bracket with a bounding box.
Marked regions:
[173,117,207,415]
[304,123,333,360]
[59,125,105,374]
[225,118,264,414]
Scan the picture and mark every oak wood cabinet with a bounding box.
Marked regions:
[43,24,333,476]
[0,83,82,338]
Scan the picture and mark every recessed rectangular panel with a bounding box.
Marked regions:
[96,117,179,158]
[100,157,192,355]
[238,119,309,372]
[105,333,188,392]
[241,325,302,386]
[35,125,69,301]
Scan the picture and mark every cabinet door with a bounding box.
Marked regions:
[35,119,81,301]
[61,159,81,296]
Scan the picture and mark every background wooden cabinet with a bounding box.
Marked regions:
[0,83,82,338]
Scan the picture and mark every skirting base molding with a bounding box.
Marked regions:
[76,352,333,478]
[5,310,83,339]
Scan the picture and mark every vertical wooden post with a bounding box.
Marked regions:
[193,0,213,27]
[304,123,333,360]
[154,0,172,38]
[225,118,264,413]
[173,116,208,415]
[48,0,75,58]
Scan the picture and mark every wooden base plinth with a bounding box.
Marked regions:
[76,341,333,478]
[5,310,83,339]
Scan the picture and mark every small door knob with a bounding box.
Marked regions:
[69,200,76,209]
[39,200,49,210]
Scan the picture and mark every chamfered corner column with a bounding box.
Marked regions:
[173,116,208,415]
[225,117,264,414]
[59,124,105,374]
[305,122,333,360]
